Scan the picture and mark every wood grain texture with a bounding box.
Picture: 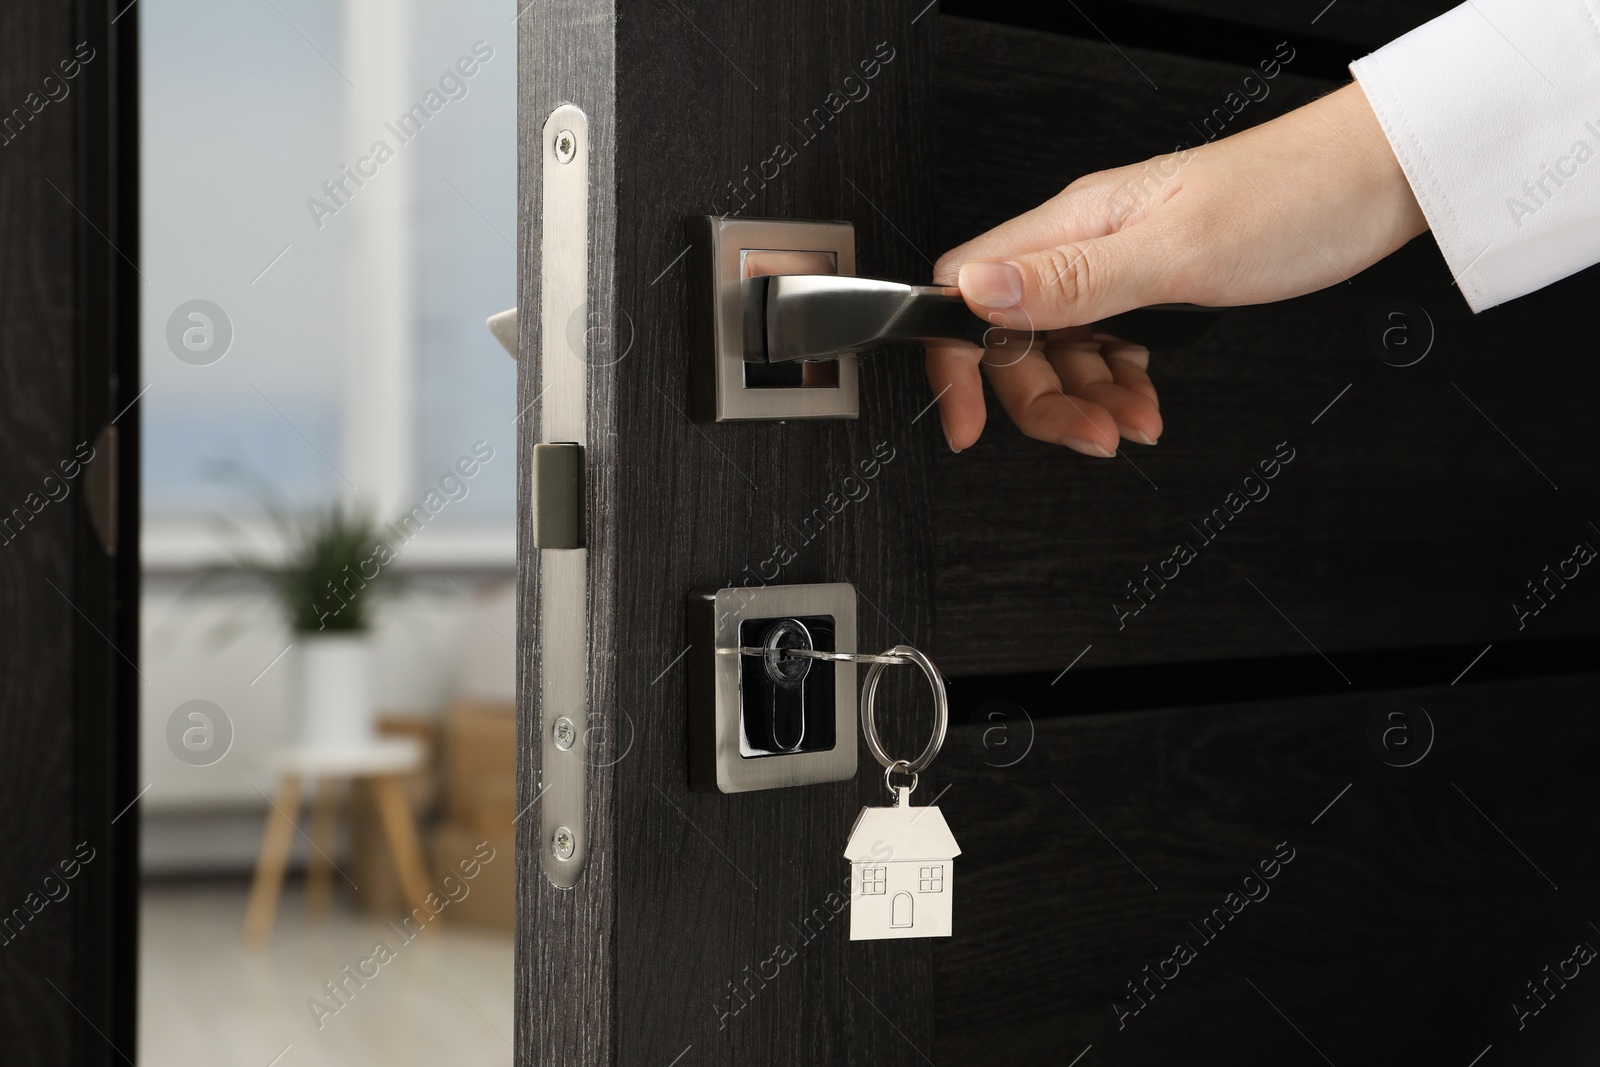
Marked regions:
[518,3,943,1064]
[1128,0,1451,48]
[941,0,1451,53]
[931,18,1600,676]
[931,673,1600,1066]
[0,0,79,1045]
[937,0,1452,83]
[0,0,138,1063]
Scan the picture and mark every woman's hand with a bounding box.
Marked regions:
[927,82,1427,455]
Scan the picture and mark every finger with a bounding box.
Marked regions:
[957,227,1177,332]
[1045,324,1098,346]
[983,347,1120,458]
[1093,333,1149,370]
[1044,343,1163,446]
[1091,335,1159,409]
[974,323,1089,374]
[924,344,986,452]
[1040,342,1109,391]
[1101,343,1160,412]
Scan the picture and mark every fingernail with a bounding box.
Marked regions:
[938,409,961,453]
[960,261,1023,308]
[1063,438,1115,458]
[1128,430,1158,446]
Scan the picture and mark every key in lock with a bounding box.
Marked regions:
[737,615,838,756]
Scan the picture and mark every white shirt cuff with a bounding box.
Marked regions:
[1351,0,1600,311]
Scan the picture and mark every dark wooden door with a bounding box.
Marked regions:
[0,1,140,1064]
[929,14,1600,1065]
[518,4,938,1064]
[517,4,1600,1065]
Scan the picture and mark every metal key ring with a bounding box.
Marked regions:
[724,647,911,665]
[884,759,919,797]
[859,644,948,774]
[783,648,910,666]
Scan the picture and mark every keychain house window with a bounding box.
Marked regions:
[861,866,887,895]
[918,865,944,893]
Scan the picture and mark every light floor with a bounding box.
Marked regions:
[140,881,514,1067]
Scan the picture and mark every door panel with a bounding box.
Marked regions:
[1121,0,1451,47]
[941,0,1454,54]
[933,18,1600,675]
[934,673,1600,1065]
[924,17,1600,1067]
[516,5,1600,1065]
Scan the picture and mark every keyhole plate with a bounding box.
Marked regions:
[686,583,859,793]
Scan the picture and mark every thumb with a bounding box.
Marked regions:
[955,228,1174,331]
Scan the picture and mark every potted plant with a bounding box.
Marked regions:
[227,493,399,751]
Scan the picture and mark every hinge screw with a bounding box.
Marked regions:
[553,716,576,751]
[554,129,576,164]
[552,826,575,861]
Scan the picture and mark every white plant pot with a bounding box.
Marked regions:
[287,633,374,750]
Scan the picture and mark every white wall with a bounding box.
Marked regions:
[139,570,516,872]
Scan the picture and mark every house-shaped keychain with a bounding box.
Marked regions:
[844,786,961,940]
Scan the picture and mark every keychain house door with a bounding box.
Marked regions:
[517,3,1600,1065]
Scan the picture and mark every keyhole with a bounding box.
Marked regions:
[761,618,813,689]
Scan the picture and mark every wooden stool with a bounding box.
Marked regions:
[243,737,431,946]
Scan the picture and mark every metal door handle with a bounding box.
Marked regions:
[741,274,1218,363]
[742,275,1008,362]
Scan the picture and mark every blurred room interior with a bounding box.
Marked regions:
[138,1,516,1063]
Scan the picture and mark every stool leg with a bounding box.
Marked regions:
[305,776,342,920]
[371,774,434,930]
[243,773,302,946]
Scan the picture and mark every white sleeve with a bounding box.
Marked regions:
[1350,0,1600,312]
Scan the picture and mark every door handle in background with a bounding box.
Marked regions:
[741,274,1220,363]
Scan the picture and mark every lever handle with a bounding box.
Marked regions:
[742,276,1016,363]
[741,274,1219,362]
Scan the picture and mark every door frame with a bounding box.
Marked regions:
[0,1,140,1062]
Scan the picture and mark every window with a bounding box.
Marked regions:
[918,865,944,893]
[860,866,886,895]
[141,0,517,567]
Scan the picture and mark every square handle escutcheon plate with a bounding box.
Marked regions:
[689,217,859,422]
